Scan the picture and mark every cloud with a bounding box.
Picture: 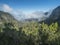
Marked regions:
[11,10,26,20]
[24,11,45,19]
[2,4,13,12]
[0,4,51,21]
[0,4,25,20]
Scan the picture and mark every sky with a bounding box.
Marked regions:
[0,0,60,20]
[0,0,60,12]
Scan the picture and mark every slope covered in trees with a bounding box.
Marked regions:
[0,22,60,45]
[0,6,60,45]
[43,6,60,25]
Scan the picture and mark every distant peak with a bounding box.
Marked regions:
[55,6,60,9]
[57,6,60,8]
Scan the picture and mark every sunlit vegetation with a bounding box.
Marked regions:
[0,21,60,45]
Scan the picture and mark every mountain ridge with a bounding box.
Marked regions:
[42,6,60,25]
[0,11,19,25]
[0,6,60,25]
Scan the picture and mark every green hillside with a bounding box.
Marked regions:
[0,6,60,45]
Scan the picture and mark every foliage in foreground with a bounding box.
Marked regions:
[0,22,60,45]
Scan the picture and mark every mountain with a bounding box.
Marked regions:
[24,18,39,22]
[43,6,60,25]
[1,6,60,25]
[0,11,18,24]
[44,12,49,15]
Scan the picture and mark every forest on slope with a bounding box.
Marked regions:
[0,6,60,45]
[0,21,60,45]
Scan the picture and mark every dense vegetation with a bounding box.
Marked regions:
[0,21,60,45]
[0,6,60,45]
